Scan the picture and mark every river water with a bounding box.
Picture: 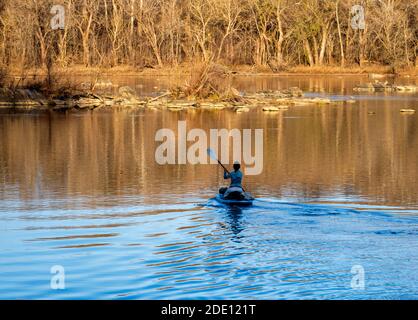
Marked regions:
[0,75,417,299]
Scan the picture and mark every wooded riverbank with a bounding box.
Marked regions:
[1,62,417,113]
[1,1,417,71]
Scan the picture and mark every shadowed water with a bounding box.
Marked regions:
[0,75,418,299]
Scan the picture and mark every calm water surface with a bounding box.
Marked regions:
[1,76,418,299]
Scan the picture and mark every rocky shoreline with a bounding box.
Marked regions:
[354,81,418,93]
[0,86,146,111]
[0,85,362,113]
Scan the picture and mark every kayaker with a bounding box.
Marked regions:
[223,161,243,199]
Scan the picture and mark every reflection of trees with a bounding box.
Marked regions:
[0,77,417,207]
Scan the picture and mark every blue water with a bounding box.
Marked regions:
[1,75,418,300]
[1,193,417,300]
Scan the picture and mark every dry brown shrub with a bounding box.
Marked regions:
[23,61,81,98]
[181,62,242,102]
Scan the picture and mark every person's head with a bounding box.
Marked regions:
[233,161,241,172]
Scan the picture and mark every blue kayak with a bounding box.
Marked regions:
[215,194,254,206]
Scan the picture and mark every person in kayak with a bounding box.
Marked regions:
[222,161,244,199]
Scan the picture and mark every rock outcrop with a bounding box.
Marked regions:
[354,81,418,93]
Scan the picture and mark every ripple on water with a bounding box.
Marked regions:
[0,198,418,299]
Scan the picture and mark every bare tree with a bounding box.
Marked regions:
[73,0,98,66]
[190,0,214,62]
[0,0,417,69]
[215,0,242,61]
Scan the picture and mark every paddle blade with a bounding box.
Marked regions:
[207,148,218,161]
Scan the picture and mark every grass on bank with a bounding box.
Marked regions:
[5,62,418,78]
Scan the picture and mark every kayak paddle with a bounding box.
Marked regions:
[207,148,231,174]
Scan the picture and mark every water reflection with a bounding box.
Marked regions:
[1,89,417,208]
[223,207,245,240]
[1,76,418,299]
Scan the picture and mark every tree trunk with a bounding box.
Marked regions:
[304,40,314,66]
[359,30,366,67]
[36,31,47,67]
[276,6,285,64]
[319,22,330,66]
[129,0,136,62]
[313,37,319,65]
[82,37,90,66]
[336,0,345,67]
